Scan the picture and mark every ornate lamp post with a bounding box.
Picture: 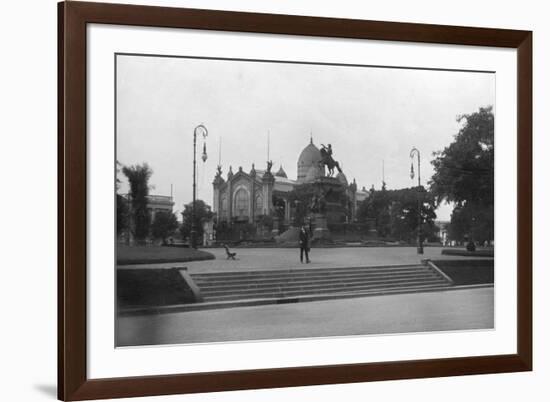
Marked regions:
[410,147,424,254]
[191,124,208,248]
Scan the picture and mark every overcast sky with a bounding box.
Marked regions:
[116,54,495,221]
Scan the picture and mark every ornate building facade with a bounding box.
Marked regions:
[146,195,174,220]
[212,139,369,234]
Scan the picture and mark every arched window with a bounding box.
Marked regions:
[221,196,227,217]
[234,188,249,217]
[255,194,263,216]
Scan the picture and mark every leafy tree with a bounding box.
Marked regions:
[180,199,214,241]
[115,160,123,191]
[151,210,179,244]
[357,187,391,236]
[430,106,494,242]
[357,187,438,242]
[122,163,153,244]
[115,160,129,235]
[116,194,129,235]
[447,203,494,244]
[388,187,437,242]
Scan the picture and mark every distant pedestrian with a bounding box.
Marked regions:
[299,225,311,264]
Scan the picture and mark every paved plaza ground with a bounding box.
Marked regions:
[116,246,493,347]
[117,287,494,346]
[118,246,483,273]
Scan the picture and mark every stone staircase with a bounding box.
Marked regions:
[190,264,453,303]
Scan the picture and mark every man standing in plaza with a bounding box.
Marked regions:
[299,225,311,264]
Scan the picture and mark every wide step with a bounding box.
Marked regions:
[196,272,438,291]
[190,264,453,302]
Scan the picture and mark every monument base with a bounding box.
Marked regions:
[312,213,331,240]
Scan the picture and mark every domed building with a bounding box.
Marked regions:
[212,138,367,239]
[297,139,322,183]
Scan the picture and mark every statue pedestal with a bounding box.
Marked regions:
[312,213,331,240]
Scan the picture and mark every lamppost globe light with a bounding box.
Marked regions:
[202,143,208,162]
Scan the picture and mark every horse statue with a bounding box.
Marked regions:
[319,144,343,177]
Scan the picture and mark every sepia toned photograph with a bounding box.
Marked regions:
[115,54,495,347]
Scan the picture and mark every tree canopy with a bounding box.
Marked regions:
[180,199,214,240]
[430,106,494,206]
[356,186,438,242]
[116,194,129,235]
[151,210,179,244]
[122,163,153,244]
[430,106,494,242]
[116,161,129,235]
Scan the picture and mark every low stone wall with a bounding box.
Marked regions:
[117,268,197,309]
[430,259,494,285]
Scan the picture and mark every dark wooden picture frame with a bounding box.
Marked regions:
[58,1,532,400]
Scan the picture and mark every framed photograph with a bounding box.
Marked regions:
[58,1,532,400]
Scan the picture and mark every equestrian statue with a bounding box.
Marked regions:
[319,144,343,177]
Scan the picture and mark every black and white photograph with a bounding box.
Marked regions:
[115,53,495,347]
[1,0,544,400]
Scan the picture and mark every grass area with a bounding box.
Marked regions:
[117,268,196,308]
[432,259,494,285]
[117,245,215,265]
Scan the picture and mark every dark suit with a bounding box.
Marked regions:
[299,228,310,263]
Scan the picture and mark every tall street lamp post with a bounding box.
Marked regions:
[410,147,424,254]
[191,124,208,249]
